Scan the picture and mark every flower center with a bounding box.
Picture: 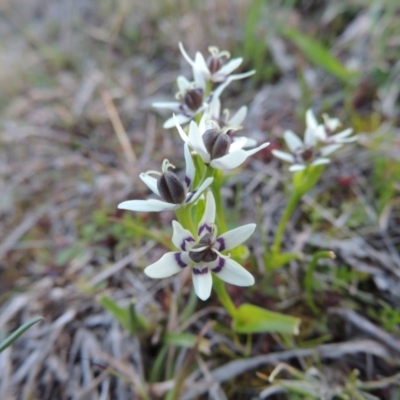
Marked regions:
[184,87,204,111]
[203,128,231,160]
[299,147,314,163]
[188,233,218,263]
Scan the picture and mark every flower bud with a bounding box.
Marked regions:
[184,88,203,111]
[157,171,186,204]
[207,56,223,74]
[203,129,231,159]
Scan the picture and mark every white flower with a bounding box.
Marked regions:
[153,76,230,129]
[118,144,213,212]
[174,114,269,170]
[179,42,255,88]
[208,97,256,149]
[307,109,357,145]
[144,191,255,300]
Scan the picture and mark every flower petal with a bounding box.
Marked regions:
[272,149,295,163]
[306,109,318,130]
[186,177,214,204]
[289,164,306,172]
[139,173,160,196]
[229,106,247,126]
[165,114,191,129]
[174,114,190,142]
[172,220,195,251]
[188,120,209,161]
[183,143,195,189]
[177,76,192,92]
[118,199,178,212]
[330,128,354,141]
[320,144,342,156]
[192,267,212,300]
[179,42,195,66]
[152,101,181,110]
[208,97,221,120]
[284,130,303,152]
[145,252,189,278]
[227,70,256,81]
[214,57,242,78]
[229,136,247,152]
[198,191,215,236]
[311,158,331,166]
[212,257,254,286]
[216,223,256,252]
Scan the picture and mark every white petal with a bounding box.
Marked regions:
[289,164,306,172]
[179,42,195,66]
[153,101,181,111]
[225,70,255,81]
[311,158,331,166]
[145,252,188,278]
[216,223,256,252]
[188,120,209,161]
[211,142,269,170]
[198,191,215,236]
[118,199,178,212]
[193,68,206,90]
[164,114,190,129]
[193,52,210,77]
[139,173,159,196]
[214,57,242,78]
[272,149,295,163]
[229,106,247,126]
[284,130,303,152]
[174,115,190,142]
[212,257,254,287]
[192,267,212,300]
[306,109,318,130]
[186,177,214,204]
[230,136,247,152]
[208,97,221,120]
[322,114,341,131]
[172,220,195,251]
[330,128,354,141]
[304,128,317,147]
[210,149,248,170]
[241,137,257,148]
[320,144,342,156]
[315,125,327,141]
[177,76,192,92]
[184,143,195,188]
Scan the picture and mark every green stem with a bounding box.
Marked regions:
[213,276,237,318]
[271,190,302,255]
[175,205,196,235]
[211,169,228,233]
[305,250,335,314]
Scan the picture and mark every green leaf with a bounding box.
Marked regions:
[99,296,130,331]
[0,316,43,353]
[232,304,300,335]
[99,296,150,336]
[282,28,359,83]
[269,252,302,269]
[163,332,210,355]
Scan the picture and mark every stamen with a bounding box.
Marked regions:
[162,159,176,173]
[221,125,241,135]
[143,170,162,177]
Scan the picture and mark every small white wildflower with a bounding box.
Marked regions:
[118,144,213,212]
[144,191,255,300]
[174,114,269,170]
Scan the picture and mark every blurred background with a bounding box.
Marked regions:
[1,0,400,399]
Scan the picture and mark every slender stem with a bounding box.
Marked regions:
[212,276,237,318]
[305,250,335,314]
[175,205,196,235]
[271,190,302,255]
[211,169,228,233]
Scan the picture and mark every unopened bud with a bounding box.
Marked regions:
[157,171,186,204]
[207,56,223,74]
[184,88,203,111]
[203,129,231,159]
